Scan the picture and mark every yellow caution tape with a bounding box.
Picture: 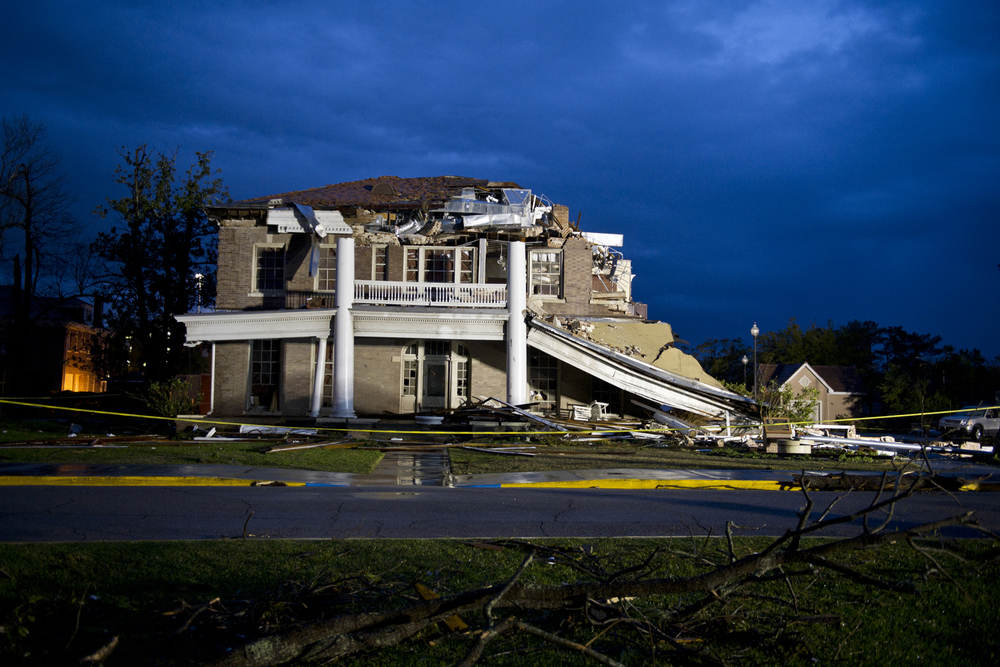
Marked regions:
[2,398,996,439]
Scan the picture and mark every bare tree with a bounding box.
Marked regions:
[0,114,85,391]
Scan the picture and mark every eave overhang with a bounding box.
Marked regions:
[176,305,508,345]
[176,310,336,343]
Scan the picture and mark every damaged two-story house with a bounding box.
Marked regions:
[175,175,752,424]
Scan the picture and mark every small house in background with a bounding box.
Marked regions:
[0,286,106,396]
[758,363,866,422]
[176,175,753,423]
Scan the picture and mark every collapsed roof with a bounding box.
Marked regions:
[528,318,754,420]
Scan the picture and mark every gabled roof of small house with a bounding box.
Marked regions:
[811,365,866,393]
[233,175,510,211]
[759,362,865,394]
[758,363,803,388]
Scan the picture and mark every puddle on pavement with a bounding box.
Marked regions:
[372,450,450,486]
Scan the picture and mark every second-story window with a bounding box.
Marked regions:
[404,247,476,284]
[373,245,388,280]
[316,245,336,292]
[530,250,562,297]
[254,245,284,295]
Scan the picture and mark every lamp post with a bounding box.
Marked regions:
[194,273,204,313]
[750,322,759,401]
[742,354,748,389]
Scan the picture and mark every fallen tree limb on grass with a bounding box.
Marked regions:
[207,480,983,667]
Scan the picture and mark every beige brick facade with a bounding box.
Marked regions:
[196,176,651,420]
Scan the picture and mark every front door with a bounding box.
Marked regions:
[399,341,469,413]
[421,357,448,409]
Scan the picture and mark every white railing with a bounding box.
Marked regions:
[354,281,507,308]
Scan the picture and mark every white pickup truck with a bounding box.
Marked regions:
[938,406,999,442]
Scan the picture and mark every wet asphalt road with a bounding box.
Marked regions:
[1,485,996,542]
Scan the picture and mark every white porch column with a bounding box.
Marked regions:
[506,240,527,405]
[309,336,328,418]
[209,342,216,415]
[331,236,356,418]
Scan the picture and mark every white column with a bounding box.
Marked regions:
[209,342,216,415]
[506,240,527,405]
[331,236,356,418]
[309,337,328,418]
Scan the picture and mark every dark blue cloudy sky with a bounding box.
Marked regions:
[3,1,998,356]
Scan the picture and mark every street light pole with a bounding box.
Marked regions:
[742,354,748,390]
[751,322,759,401]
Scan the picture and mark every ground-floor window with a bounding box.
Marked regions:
[528,348,559,412]
[399,340,469,413]
[592,377,623,417]
[248,339,280,411]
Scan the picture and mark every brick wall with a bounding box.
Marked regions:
[354,339,402,414]
[285,235,314,292]
[216,224,299,310]
[213,341,249,414]
[561,238,591,307]
[386,246,405,282]
[469,341,506,403]
[355,246,372,281]
[282,339,313,415]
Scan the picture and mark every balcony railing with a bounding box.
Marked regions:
[355,281,507,308]
[284,282,507,310]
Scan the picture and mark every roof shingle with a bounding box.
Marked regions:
[235,175,496,210]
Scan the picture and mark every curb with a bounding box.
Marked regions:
[499,479,792,490]
[0,476,305,487]
[1,476,996,491]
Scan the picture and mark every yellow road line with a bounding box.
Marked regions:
[0,476,304,487]
[501,479,792,490]
[958,482,1000,492]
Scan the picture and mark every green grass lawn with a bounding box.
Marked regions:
[447,442,921,475]
[3,417,995,477]
[0,440,383,474]
[0,537,996,666]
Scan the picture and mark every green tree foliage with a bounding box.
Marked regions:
[700,318,999,420]
[91,146,227,382]
[693,338,747,386]
[145,377,202,417]
[721,379,821,423]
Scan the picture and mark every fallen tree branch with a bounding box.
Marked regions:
[206,508,980,667]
